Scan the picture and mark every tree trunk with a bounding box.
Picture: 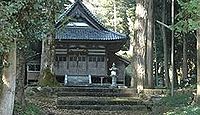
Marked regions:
[146,0,154,88]
[162,0,170,88]
[183,35,187,79]
[196,29,200,103]
[134,0,147,92]
[40,0,56,76]
[40,35,53,74]
[15,54,26,110]
[131,54,137,88]
[170,0,175,96]
[0,39,16,115]
[131,29,137,88]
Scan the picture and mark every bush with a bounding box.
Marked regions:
[38,68,60,87]
[165,106,200,115]
[152,92,194,114]
[158,92,193,107]
[14,102,43,115]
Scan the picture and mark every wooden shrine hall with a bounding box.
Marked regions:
[26,0,129,86]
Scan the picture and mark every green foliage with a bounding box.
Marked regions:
[39,68,60,87]
[88,0,135,50]
[152,92,195,114]
[158,92,193,107]
[173,0,199,88]
[175,0,200,33]
[0,1,19,54]
[0,0,71,54]
[165,105,200,115]
[153,0,199,87]
[14,102,43,115]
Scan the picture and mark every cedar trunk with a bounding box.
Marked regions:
[40,35,54,74]
[40,0,56,76]
[162,0,170,88]
[0,40,16,115]
[183,36,188,79]
[134,0,147,92]
[196,29,200,102]
[15,55,26,109]
[146,0,154,88]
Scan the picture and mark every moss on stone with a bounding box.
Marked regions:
[38,67,60,87]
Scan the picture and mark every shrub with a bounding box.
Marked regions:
[38,67,60,87]
[158,92,193,107]
[165,106,200,115]
[14,102,43,115]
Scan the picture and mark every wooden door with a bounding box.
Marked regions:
[69,55,87,75]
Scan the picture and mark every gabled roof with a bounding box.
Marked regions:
[55,0,127,41]
[56,0,106,30]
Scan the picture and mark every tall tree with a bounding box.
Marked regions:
[182,34,188,79]
[162,0,170,88]
[146,0,154,88]
[134,0,147,92]
[0,0,71,113]
[171,0,175,96]
[197,29,200,102]
[175,0,200,99]
[40,0,56,75]
[40,0,71,83]
[0,40,16,115]
[0,1,19,114]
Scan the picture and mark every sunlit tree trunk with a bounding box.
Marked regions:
[0,39,16,115]
[134,0,147,92]
[146,0,154,88]
[162,0,170,88]
[40,0,56,76]
[40,34,54,74]
[196,29,200,103]
[170,0,175,96]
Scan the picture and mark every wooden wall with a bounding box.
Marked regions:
[54,54,107,76]
[27,61,40,82]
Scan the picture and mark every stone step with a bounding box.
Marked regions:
[56,96,150,111]
[55,87,137,97]
[57,97,143,106]
[57,96,141,100]
[57,91,136,97]
[55,87,136,94]
[57,100,143,106]
[57,105,148,111]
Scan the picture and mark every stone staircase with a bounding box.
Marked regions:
[56,86,150,111]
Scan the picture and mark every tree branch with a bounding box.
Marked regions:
[156,20,171,30]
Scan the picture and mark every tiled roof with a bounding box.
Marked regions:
[56,26,126,41]
[56,1,105,30]
[55,0,127,41]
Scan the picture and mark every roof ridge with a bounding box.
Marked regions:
[55,0,108,31]
[78,1,107,30]
[55,3,76,24]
